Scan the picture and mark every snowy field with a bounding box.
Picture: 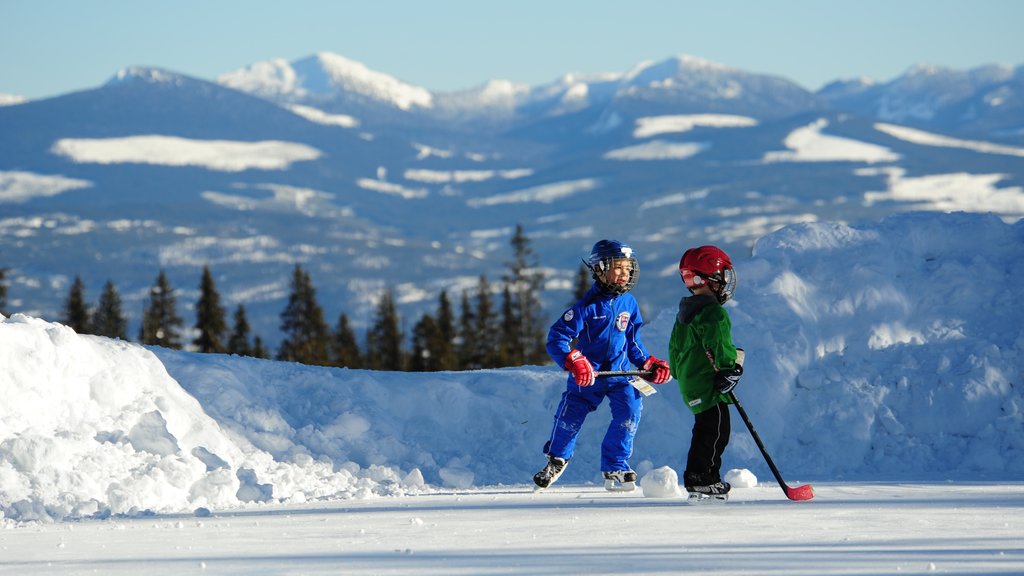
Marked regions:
[1,210,1022,574]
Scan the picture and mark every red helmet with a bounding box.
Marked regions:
[679,245,737,303]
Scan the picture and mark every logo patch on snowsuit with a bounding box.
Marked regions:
[563,309,574,321]
[616,312,630,332]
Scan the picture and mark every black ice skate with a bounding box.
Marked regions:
[603,469,637,492]
[533,456,569,490]
[685,481,731,504]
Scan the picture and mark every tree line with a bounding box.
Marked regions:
[1,225,585,371]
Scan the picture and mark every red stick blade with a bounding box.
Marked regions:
[785,483,815,501]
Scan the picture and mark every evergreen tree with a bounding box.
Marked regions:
[0,267,8,316]
[409,312,440,371]
[456,289,476,370]
[572,262,591,304]
[434,290,457,371]
[227,304,253,356]
[139,270,184,349]
[277,264,330,365]
[504,224,547,365]
[473,274,498,368]
[62,275,91,333]
[365,287,403,370]
[193,265,228,353]
[331,312,363,368]
[497,285,517,366]
[252,336,269,359]
[92,279,128,339]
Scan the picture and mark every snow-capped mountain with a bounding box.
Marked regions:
[218,53,824,132]
[1,52,1022,350]
[220,52,434,112]
[818,63,1024,139]
[0,93,26,106]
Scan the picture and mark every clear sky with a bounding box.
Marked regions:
[2,0,1022,100]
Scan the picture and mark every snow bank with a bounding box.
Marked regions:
[726,211,1024,478]
[0,316,418,523]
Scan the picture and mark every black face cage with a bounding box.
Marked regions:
[591,256,639,295]
[713,267,738,303]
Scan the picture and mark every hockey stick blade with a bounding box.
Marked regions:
[729,391,815,502]
[784,483,815,501]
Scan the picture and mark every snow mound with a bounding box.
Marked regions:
[0,315,416,522]
[725,468,758,488]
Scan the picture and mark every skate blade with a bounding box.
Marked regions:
[686,492,728,504]
[604,479,636,492]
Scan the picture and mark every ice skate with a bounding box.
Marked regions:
[533,456,569,490]
[685,481,730,504]
[603,469,637,492]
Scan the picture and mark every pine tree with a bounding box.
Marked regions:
[504,224,546,365]
[277,264,330,365]
[409,312,440,371]
[456,289,476,370]
[434,290,457,371]
[497,285,517,366]
[0,267,8,316]
[572,262,591,304]
[62,275,91,333]
[252,336,269,359]
[331,312,363,368]
[227,304,253,356]
[139,270,184,349]
[474,274,498,368]
[193,265,228,353]
[92,279,128,339]
[365,287,404,370]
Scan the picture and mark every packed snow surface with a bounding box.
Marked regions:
[1,211,1021,574]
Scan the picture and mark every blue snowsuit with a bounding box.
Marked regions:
[544,283,653,472]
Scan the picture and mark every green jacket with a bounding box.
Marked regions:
[668,294,739,415]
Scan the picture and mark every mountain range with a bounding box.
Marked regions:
[1,52,1022,349]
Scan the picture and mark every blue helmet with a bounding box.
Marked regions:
[586,239,639,294]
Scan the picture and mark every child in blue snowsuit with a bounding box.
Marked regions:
[533,239,670,491]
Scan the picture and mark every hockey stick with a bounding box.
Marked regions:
[591,370,658,396]
[593,370,653,377]
[728,391,815,501]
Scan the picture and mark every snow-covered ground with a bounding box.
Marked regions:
[3,483,1021,575]
[1,211,1022,574]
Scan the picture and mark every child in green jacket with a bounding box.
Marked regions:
[668,245,743,501]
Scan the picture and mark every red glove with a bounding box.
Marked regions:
[642,356,671,384]
[564,349,595,386]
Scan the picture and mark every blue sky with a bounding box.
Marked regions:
[2,0,1022,99]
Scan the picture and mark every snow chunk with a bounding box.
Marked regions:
[640,466,682,498]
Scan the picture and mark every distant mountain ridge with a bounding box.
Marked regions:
[215,52,1023,141]
[1,52,1022,350]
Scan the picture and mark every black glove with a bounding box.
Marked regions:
[714,364,743,394]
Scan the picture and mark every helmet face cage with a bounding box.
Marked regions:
[587,240,639,294]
